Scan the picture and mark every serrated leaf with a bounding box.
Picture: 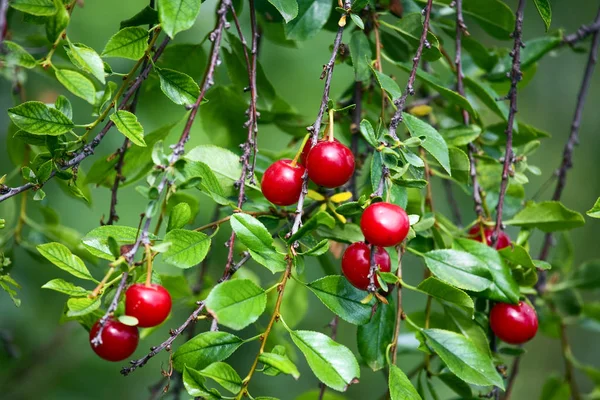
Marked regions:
[42,278,89,296]
[504,201,585,232]
[359,119,379,147]
[417,277,474,316]
[55,69,97,104]
[158,0,202,38]
[370,67,402,100]
[290,330,360,392]
[268,0,298,22]
[163,229,211,269]
[205,279,267,330]
[420,328,504,388]
[110,110,146,146]
[357,299,395,371]
[173,331,244,371]
[307,275,374,325]
[156,67,200,106]
[2,41,37,68]
[199,362,242,394]
[421,249,493,292]
[389,365,421,400]
[66,296,101,317]
[37,242,95,281]
[182,367,223,399]
[82,225,146,260]
[587,197,600,219]
[259,352,301,379]
[167,202,192,232]
[403,113,451,175]
[8,101,74,135]
[55,95,72,119]
[10,0,56,16]
[284,0,332,41]
[45,0,68,42]
[120,5,159,29]
[66,42,106,83]
[101,26,149,59]
[349,31,371,82]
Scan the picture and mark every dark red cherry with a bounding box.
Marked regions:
[89,318,139,361]
[342,242,391,290]
[490,301,538,345]
[468,226,511,250]
[125,283,172,328]
[360,202,410,247]
[300,137,339,166]
[261,159,306,206]
[306,140,355,188]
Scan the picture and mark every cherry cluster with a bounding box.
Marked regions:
[90,283,172,361]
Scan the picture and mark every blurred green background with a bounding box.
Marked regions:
[1,0,600,399]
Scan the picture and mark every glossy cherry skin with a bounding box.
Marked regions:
[360,202,410,248]
[342,242,391,290]
[125,283,172,328]
[306,141,355,188]
[89,318,139,361]
[468,226,511,250]
[300,137,339,166]
[261,159,306,206]
[490,301,538,345]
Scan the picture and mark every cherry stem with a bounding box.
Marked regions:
[327,109,335,142]
[291,134,310,167]
[145,244,152,287]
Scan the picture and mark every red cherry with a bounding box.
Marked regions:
[125,283,172,328]
[360,202,409,247]
[490,301,538,345]
[306,140,355,188]
[342,242,391,290]
[89,318,139,361]
[261,159,306,206]
[299,137,339,166]
[468,226,511,250]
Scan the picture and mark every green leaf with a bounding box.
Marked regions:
[499,243,535,269]
[66,42,106,84]
[371,67,402,100]
[182,366,222,399]
[403,113,451,175]
[101,27,149,60]
[167,202,192,232]
[307,275,374,325]
[173,331,244,371]
[287,211,335,243]
[421,249,492,292]
[350,13,363,29]
[45,0,69,42]
[349,31,372,83]
[2,41,37,69]
[359,119,379,148]
[42,278,89,296]
[558,260,600,291]
[268,0,298,23]
[231,214,287,273]
[448,147,470,184]
[290,330,360,392]
[380,14,441,61]
[259,352,301,379]
[504,201,585,232]
[158,0,202,38]
[205,279,267,330]
[439,125,481,147]
[420,329,503,388]
[110,110,146,146]
[463,77,510,122]
[55,95,72,119]
[156,67,200,106]
[389,365,421,400]
[540,376,570,400]
[8,101,74,135]
[295,391,346,400]
[437,373,473,398]
[454,238,520,303]
[37,243,95,281]
[417,277,474,316]
[120,5,159,29]
[177,160,229,205]
[533,0,551,31]
[163,229,211,269]
[67,296,101,317]
[285,0,332,41]
[10,0,56,16]
[82,225,147,260]
[199,362,242,394]
[587,197,600,219]
[55,69,97,104]
[357,299,395,371]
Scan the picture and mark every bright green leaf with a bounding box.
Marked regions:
[173,331,244,371]
[110,110,146,147]
[37,242,95,281]
[163,229,211,269]
[205,279,267,330]
[158,0,202,38]
[504,201,585,232]
[101,26,149,60]
[8,101,74,135]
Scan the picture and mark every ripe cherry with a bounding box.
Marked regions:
[300,137,339,166]
[125,283,172,328]
[89,318,139,361]
[342,242,391,291]
[261,159,306,206]
[306,140,355,188]
[490,301,538,345]
[360,202,410,247]
[468,226,511,250]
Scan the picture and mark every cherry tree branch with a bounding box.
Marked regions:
[388,0,434,141]
[491,0,526,247]
[0,0,9,45]
[0,36,171,203]
[563,18,600,46]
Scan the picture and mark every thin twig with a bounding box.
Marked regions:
[491,0,526,247]
[388,0,434,141]
[563,18,600,46]
[90,272,129,346]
